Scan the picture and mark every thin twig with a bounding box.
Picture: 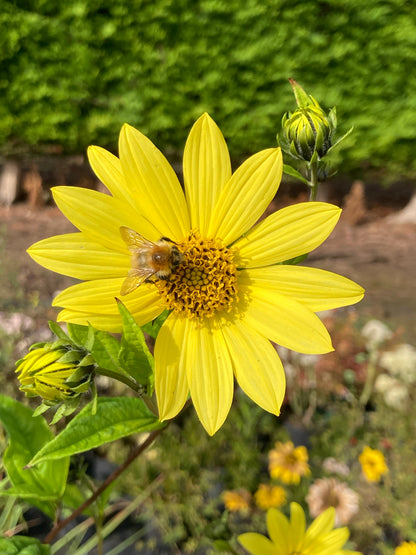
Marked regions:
[43,426,165,544]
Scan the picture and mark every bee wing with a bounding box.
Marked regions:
[120,268,155,296]
[120,226,157,253]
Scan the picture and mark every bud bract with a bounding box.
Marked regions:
[279,79,336,162]
[16,342,94,404]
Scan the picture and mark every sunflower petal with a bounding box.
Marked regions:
[57,309,124,332]
[240,267,364,311]
[266,508,291,555]
[289,502,306,551]
[28,233,131,280]
[238,533,277,555]
[304,507,336,544]
[185,319,234,435]
[52,186,159,251]
[53,279,162,323]
[222,320,285,416]
[119,123,189,240]
[87,146,134,205]
[183,113,231,234]
[155,314,189,421]
[309,529,350,555]
[209,148,283,245]
[234,202,341,267]
[242,284,333,354]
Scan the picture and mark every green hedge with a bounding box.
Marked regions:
[1,0,416,178]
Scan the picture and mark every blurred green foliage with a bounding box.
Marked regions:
[1,0,416,178]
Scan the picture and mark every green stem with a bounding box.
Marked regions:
[95,366,142,393]
[308,161,319,201]
[359,350,378,406]
[43,427,166,545]
[95,367,159,416]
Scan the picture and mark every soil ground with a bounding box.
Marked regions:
[1,184,415,342]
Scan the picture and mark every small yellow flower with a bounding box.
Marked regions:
[268,441,310,484]
[254,484,286,510]
[396,541,416,555]
[222,489,251,513]
[238,502,362,555]
[359,446,388,482]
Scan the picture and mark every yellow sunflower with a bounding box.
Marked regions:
[238,502,362,555]
[28,113,364,435]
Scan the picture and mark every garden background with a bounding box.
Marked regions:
[1,1,416,553]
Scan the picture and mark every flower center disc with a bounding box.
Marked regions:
[155,231,238,319]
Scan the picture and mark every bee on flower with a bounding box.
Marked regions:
[28,114,364,435]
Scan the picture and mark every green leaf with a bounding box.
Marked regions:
[326,126,354,155]
[0,536,51,555]
[282,164,310,186]
[48,321,68,340]
[29,397,165,466]
[67,323,94,351]
[62,483,94,516]
[117,300,154,384]
[141,310,169,339]
[281,253,308,265]
[213,540,238,554]
[0,395,69,515]
[90,329,126,376]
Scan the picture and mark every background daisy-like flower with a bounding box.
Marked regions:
[238,502,362,555]
[254,484,286,510]
[268,441,311,484]
[222,489,251,513]
[28,113,364,435]
[359,446,388,482]
[306,478,359,526]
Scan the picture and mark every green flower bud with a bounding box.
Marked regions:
[16,342,94,404]
[279,79,336,162]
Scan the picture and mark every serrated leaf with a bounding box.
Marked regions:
[0,395,69,517]
[117,300,154,384]
[0,536,51,555]
[282,164,310,185]
[29,397,165,466]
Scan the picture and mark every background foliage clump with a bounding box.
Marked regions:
[2,0,416,178]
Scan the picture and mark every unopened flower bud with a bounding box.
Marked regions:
[279,79,336,162]
[16,342,94,404]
